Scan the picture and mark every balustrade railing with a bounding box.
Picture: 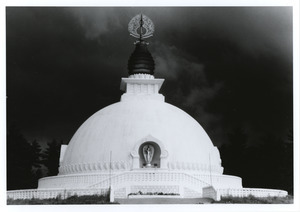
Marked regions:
[217,188,288,198]
[7,188,108,200]
[8,172,288,200]
[88,171,210,197]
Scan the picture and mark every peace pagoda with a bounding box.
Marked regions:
[7,14,287,201]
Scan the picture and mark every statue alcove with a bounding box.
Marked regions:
[138,142,161,168]
[130,135,168,170]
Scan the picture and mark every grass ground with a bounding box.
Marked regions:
[7,194,293,204]
[213,195,293,204]
[7,194,117,205]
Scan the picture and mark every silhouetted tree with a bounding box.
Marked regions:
[251,131,292,195]
[281,129,293,194]
[219,128,294,195]
[29,139,43,188]
[7,125,38,189]
[30,168,43,188]
[220,127,248,179]
[255,135,285,189]
[30,139,42,168]
[42,139,61,176]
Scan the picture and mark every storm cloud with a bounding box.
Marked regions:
[6,7,293,146]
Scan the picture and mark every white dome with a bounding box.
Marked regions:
[60,97,223,175]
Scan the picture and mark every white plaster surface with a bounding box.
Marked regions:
[61,98,222,174]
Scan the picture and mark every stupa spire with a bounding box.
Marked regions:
[127,14,155,76]
[139,13,143,42]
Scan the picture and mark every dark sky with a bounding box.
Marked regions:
[6,7,293,148]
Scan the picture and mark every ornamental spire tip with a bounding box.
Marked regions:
[128,14,154,42]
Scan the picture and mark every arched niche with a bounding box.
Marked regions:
[130,135,168,170]
[138,141,161,168]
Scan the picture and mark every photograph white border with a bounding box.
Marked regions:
[0,1,299,212]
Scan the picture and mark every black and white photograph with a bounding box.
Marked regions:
[2,1,299,211]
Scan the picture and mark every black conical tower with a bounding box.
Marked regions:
[127,41,155,75]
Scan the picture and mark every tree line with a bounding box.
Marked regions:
[219,128,293,195]
[6,125,293,195]
[7,125,61,190]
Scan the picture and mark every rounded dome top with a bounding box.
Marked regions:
[60,99,223,175]
[127,42,155,75]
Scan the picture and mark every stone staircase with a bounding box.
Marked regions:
[87,171,210,198]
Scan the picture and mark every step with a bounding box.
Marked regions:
[114,197,213,204]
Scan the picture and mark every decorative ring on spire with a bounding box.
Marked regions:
[128,14,155,40]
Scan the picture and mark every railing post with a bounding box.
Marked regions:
[179,186,184,198]
[109,185,114,202]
